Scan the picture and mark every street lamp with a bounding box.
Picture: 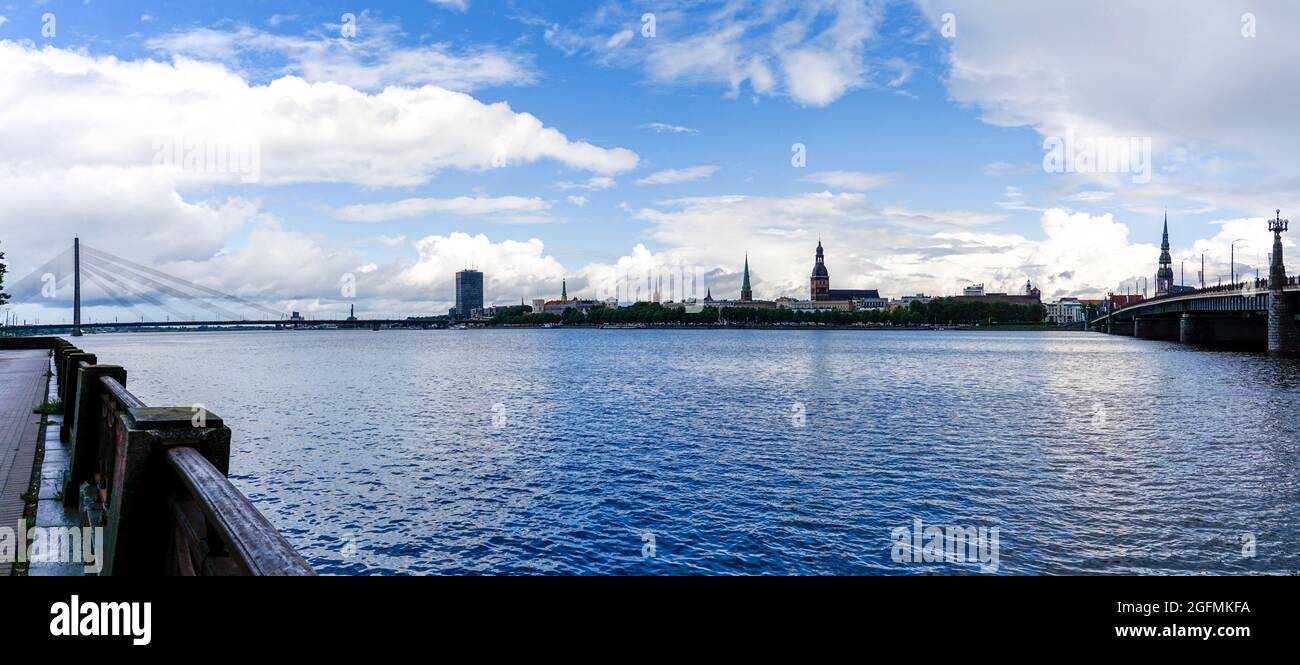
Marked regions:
[1230,238,1247,285]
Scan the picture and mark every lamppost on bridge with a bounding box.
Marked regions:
[1230,238,1247,286]
[1267,209,1295,353]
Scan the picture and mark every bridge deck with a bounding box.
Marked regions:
[0,349,49,575]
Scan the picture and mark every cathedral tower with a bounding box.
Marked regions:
[810,241,830,300]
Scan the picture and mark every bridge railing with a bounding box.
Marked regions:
[1102,277,1295,319]
[34,337,314,576]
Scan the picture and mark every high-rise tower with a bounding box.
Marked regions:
[810,240,830,300]
[454,268,484,317]
[740,254,753,301]
[1156,212,1174,296]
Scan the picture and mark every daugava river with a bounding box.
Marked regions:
[74,328,1300,575]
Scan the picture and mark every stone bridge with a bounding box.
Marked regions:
[1091,212,1299,353]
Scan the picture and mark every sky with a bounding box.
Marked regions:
[2,0,1299,323]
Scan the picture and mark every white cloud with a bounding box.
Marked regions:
[430,0,469,11]
[803,170,896,191]
[567,195,588,207]
[556,176,616,191]
[608,193,1198,301]
[333,196,552,223]
[0,42,638,188]
[394,232,567,306]
[146,16,532,92]
[545,1,894,106]
[918,0,1300,185]
[635,165,718,186]
[643,122,698,134]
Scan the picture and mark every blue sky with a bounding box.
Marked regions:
[2,0,1299,322]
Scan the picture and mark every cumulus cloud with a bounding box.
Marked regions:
[0,41,638,189]
[918,0,1300,192]
[332,196,552,223]
[635,165,718,186]
[0,40,635,320]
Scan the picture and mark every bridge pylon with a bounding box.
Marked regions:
[1268,210,1297,353]
[72,237,82,337]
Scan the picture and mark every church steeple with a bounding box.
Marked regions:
[561,278,567,301]
[740,254,753,301]
[1156,211,1175,295]
[810,240,830,301]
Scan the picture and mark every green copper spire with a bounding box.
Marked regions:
[561,278,567,301]
[740,253,753,301]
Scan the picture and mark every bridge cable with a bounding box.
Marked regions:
[81,253,245,320]
[77,263,143,318]
[80,261,199,322]
[82,245,285,318]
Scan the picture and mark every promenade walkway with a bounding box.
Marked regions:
[0,349,50,576]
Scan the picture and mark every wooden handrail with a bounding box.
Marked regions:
[6,335,316,575]
[166,447,315,576]
[98,374,146,410]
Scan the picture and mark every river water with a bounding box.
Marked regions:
[73,328,1300,575]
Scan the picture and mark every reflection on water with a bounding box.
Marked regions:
[76,329,1300,575]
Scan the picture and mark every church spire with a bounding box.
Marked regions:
[1156,210,1174,295]
[1161,211,1170,252]
[561,278,567,301]
[740,254,753,301]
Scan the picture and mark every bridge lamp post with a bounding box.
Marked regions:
[1230,239,1247,286]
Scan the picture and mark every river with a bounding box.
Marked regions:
[73,328,1300,575]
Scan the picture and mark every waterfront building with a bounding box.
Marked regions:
[888,293,932,310]
[531,298,545,314]
[1044,298,1086,324]
[454,269,484,318]
[541,279,602,314]
[954,280,1041,305]
[781,299,855,313]
[809,241,882,301]
[1105,292,1144,314]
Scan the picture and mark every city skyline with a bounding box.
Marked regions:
[1,1,1297,323]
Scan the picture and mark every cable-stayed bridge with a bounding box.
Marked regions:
[2,239,420,334]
